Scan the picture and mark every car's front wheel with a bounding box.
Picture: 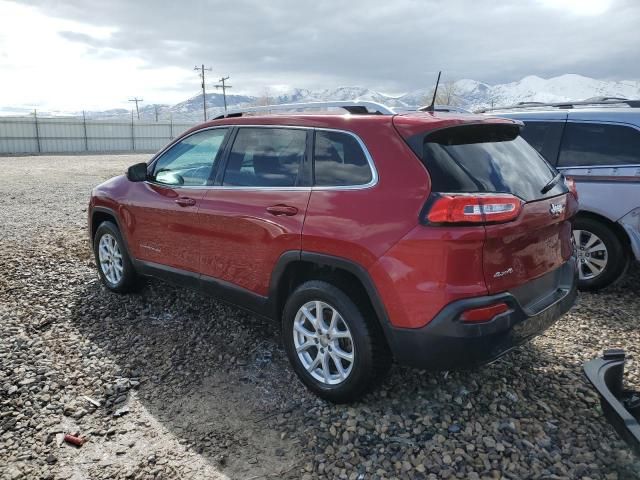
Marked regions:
[282,280,390,403]
[93,221,138,293]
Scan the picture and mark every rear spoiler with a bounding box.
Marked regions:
[395,120,523,160]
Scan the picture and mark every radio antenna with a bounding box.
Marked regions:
[425,71,442,113]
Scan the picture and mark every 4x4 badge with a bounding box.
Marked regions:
[549,203,565,217]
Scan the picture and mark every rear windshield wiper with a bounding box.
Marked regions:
[540,172,562,194]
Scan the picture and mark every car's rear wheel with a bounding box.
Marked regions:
[282,280,390,403]
[93,221,138,293]
[573,217,629,291]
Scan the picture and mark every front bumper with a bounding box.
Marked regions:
[386,257,577,370]
[584,350,640,455]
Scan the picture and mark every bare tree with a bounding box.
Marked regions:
[255,87,273,107]
[423,79,462,106]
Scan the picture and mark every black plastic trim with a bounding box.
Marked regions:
[267,251,395,336]
[133,259,271,319]
[89,206,133,255]
[213,126,238,186]
[584,350,640,455]
[299,252,395,338]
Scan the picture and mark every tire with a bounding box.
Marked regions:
[93,221,139,293]
[573,217,629,291]
[282,280,390,403]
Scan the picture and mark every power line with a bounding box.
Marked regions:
[215,76,233,113]
[194,64,212,121]
[128,97,143,120]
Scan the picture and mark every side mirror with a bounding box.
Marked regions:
[154,171,185,186]
[127,162,148,182]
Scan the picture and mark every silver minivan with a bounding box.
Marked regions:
[486,99,640,290]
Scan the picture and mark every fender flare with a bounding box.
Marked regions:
[268,251,394,337]
[90,206,134,258]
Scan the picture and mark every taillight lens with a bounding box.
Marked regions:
[564,176,578,200]
[425,194,522,224]
[461,302,509,323]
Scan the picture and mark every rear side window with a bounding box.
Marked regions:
[422,123,563,201]
[519,121,565,165]
[223,128,307,187]
[558,122,640,167]
[314,131,373,186]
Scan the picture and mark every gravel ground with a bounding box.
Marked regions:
[1,153,639,480]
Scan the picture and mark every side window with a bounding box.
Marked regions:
[558,122,640,167]
[223,128,306,187]
[152,128,228,186]
[314,131,373,186]
[520,121,565,165]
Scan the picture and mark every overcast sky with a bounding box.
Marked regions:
[1,0,638,111]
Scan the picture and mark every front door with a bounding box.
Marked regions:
[198,126,311,296]
[124,127,230,273]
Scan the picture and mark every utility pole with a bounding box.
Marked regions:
[215,76,233,113]
[82,110,88,151]
[154,105,159,122]
[194,64,212,121]
[128,97,143,120]
[33,109,41,153]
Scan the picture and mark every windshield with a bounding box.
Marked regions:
[422,123,565,201]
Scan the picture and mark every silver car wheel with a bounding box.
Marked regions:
[98,233,124,285]
[293,300,355,385]
[573,229,608,281]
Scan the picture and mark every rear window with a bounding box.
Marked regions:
[422,123,564,201]
[558,122,640,167]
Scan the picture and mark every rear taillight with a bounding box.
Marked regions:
[425,194,522,224]
[460,302,509,323]
[564,176,578,200]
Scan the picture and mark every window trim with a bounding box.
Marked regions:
[145,124,379,191]
[556,120,640,169]
[312,127,378,190]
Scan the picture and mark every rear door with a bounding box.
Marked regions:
[197,126,311,296]
[420,123,576,293]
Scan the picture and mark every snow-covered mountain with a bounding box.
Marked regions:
[12,74,639,120]
[459,74,640,110]
[144,74,640,119]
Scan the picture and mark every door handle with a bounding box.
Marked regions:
[266,205,298,216]
[175,197,196,207]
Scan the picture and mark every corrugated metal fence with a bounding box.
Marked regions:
[0,116,197,154]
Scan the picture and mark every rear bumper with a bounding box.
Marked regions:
[386,257,577,370]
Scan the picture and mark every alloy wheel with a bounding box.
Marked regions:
[292,300,355,385]
[573,229,608,280]
[98,233,124,285]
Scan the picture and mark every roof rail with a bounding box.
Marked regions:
[213,101,395,119]
[477,97,640,113]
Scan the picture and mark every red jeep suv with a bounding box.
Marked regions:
[89,101,578,402]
